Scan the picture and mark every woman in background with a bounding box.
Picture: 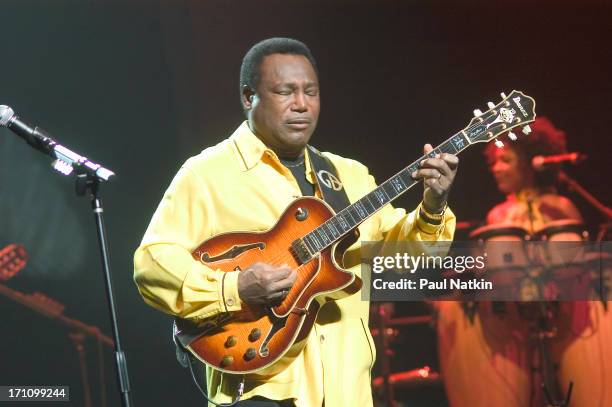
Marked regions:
[436,117,612,407]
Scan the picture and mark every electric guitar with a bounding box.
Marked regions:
[175,90,537,374]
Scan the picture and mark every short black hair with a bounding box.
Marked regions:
[239,37,318,95]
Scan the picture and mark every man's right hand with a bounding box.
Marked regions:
[237,262,297,307]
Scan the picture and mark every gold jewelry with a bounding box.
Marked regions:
[420,202,447,224]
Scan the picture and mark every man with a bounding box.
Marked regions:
[134,37,458,406]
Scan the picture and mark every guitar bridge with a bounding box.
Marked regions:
[290,238,313,265]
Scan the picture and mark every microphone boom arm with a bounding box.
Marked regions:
[0,105,114,181]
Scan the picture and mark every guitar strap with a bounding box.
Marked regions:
[306,145,351,212]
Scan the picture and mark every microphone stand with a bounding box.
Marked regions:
[75,172,133,407]
[558,170,612,222]
[1,112,133,407]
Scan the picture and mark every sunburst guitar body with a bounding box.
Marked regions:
[174,197,361,374]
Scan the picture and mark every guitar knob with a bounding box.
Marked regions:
[224,335,237,348]
[495,139,504,148]
[500,92,507,99]
[295,207,309,221]
[221,355,234,368]
[522,125,532,135]
[244,348,257,361]
[249,328,261,342]
[507,131,518,141]
[487,102,495,109]
[473,109,483,117]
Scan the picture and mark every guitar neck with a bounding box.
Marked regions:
[301,130,472,255]
[296,89,536,259]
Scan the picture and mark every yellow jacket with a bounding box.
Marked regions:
[134,122,455,406]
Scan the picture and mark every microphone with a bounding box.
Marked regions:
[531,152,586,171]
[0,105,114,181]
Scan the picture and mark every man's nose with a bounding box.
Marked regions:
[291,92,307,112]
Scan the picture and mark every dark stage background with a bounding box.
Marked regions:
[1,1,610,406]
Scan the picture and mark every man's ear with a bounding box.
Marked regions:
[241,85,255,110]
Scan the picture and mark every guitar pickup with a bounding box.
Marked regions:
[290,238,313,265]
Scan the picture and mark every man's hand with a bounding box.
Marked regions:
[411,143,459,214]
[237,262,297,307]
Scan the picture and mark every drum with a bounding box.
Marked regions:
[532,220,590,300]
[470,224,530,271]
[469,224,530,294]
[532,219,588,267]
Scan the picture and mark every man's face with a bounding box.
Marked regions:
[244,53,320,158]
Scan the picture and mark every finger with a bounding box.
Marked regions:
[423,143,434,154]
[412,168,442,180]
[440,153,459,170]
[420,158,452,177]
[267,289,288,304]
[267,264,293,281]
[268,269,297,292]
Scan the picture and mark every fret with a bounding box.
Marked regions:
[311,234,323,252]
[407,163,419,177]
[330,217,343,235]
[311,231,323,248]
[310,235,322,252]
[397,170,415,188]
[336,212,349,230]
[366,194,380,212]
[327,219,340,236]
[390,175,406,193]
[373,188,389,206]
[344,208,358,224]
[448,133,467,153]
[360,195,376,213]
[381,182,397,201]
[324,222,339,239]
[303,235,317,254]
[317,228,330,245]
[354,201,368,219]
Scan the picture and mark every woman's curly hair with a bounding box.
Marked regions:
[484,117,568,189]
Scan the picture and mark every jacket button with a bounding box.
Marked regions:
[226,298,235,306]
[320,334,325,343]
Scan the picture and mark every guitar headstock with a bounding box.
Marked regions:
[462,90,536,148]
[0,244,28,281]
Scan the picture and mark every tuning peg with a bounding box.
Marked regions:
[508,131,517,141]
[473,109,483,117]
[487,102,496,109]
[495,139,504,148]
[522,125,532,135]
[500,92,507,99]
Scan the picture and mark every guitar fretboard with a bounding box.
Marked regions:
[301,131,473,256]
